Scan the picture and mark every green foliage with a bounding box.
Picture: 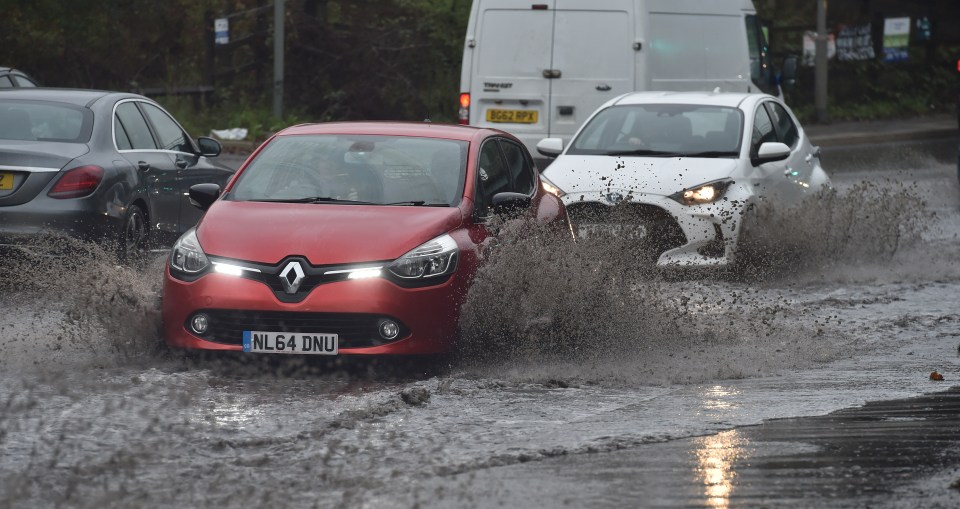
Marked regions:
[0,0,471,124]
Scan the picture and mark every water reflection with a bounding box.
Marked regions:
[702,385,740,411]
[694,429,748,509]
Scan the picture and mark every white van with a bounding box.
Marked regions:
[458,0,784,163]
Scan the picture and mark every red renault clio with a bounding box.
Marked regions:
[162,122,569,356]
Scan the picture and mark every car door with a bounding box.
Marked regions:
[550,0,634,143]
[138,102,228,234]
[765,101,811,206]
[114,100,180,240]
[746,101,792,203]
[473,138,513,220]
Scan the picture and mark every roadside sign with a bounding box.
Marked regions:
[215,18,229,45]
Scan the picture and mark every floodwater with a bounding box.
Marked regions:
[1,148,959,508]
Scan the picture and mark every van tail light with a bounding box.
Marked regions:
[956,58,960,72]
[458,93,470,125]
[48,165,104,199]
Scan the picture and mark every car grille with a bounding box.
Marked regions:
[566,202,687,261]
[191,309,409,348]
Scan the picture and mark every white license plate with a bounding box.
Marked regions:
[242,331,339,355]
[576,223,647,240]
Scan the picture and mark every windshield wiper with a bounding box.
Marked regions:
[681,151,739,158]
[607,149,684,157]
[249,196,374,205]
[383,201,448,207]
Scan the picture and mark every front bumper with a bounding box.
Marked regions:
[562,184,754,267]
[162,265,466,355]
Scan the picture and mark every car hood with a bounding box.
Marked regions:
[0,140,89,169]
[543,155,738,198]
[196,201,464,265]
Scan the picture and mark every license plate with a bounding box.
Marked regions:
[0,172,13,191]
[242,331,339,355]
[576,223,647,240]
[486,109,538,124]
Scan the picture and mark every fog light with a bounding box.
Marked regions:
[378,319,400,340]
[191,313,209,335]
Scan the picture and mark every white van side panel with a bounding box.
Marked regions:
[644,12,751,92]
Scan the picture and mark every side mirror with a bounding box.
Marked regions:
[491,192,532,217]
[536,138,563,157]
[197,137,222,157]
[189,183,221,211]
[780,56,798,90]
[752,142,791,166]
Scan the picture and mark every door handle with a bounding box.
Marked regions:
[542,69,561,79]
[596,83,611,91]
[175,159,188,169]
[137,161,150,172]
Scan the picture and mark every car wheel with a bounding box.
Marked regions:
[119,204,148,261]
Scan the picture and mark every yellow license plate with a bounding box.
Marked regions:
[486,109,538,124]
[0,172,13,191]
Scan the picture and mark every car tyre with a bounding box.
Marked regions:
[119,204,148,262]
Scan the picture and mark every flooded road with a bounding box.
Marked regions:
[2,145,960,507]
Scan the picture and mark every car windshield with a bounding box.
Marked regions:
[567,104,744,157]
[229,134,468,206]
[0,100,91,142]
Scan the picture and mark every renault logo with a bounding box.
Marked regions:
[279,261,305,294]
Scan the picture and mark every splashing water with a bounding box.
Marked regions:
[456,179,932,383]
[0,234,164,372]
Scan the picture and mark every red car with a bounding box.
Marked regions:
[162,122,569,356]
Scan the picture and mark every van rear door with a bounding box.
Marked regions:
[549,0,635,142]
[471,0,555,149]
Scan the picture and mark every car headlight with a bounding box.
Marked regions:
[668,179,733,205]
[170,227,210,275]
[386,233,458,280]
[540,175,566,197]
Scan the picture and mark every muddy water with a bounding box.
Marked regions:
[1,155,959,508]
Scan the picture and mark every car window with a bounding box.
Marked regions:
[568,104,743,156]
[0,76,13,88]
[751,104,777,156]
[230,134,467,206]
[141,103,192,153]
[475,139,511,216]
[767,102,799,149]
[12,75,37,87]
[115,102,157,150]
[114,116,133,150]
[500,140,535,195]
[0,100,90,142]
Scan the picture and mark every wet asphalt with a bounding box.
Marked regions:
[161,130,960,508]
[432,387,960,508]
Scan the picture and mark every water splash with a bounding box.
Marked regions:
[0,234,164,371]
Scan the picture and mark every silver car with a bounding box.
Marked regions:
[0,89,233,258]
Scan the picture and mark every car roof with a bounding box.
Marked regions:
[278,121,487,141]
[612,91,767,108]
[0,88,146,107]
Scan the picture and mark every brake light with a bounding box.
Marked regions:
[458,93,470,125]
[48,165,104,199]
[956,58,960,72]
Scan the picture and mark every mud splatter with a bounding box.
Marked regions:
[0,234,164,371]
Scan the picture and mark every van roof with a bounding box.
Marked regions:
[612,91,761,108]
